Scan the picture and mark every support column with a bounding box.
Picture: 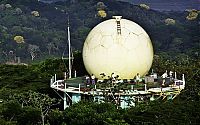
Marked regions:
[144,84,147,92]
[55,74,57,81]
[64,93,67,110]
[175,72,177,79]
[74,70,77,78]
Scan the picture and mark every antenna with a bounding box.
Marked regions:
[68,16,72,78]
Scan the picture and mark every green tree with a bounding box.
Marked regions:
[17,106,41,125]
[0,100,22,123]
[48,109,64,125]
[14,91,60,125]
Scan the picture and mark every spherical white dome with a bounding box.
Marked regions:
[82,16,153,80]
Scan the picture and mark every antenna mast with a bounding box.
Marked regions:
[68,16,72,78]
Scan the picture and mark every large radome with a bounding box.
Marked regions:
[82,16,154,80]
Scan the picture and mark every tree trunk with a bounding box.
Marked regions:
[41,112,45,125]
[31,52,35,60]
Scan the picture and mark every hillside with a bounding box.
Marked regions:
[0,1,200,124]
[40,0,200,11]
[118,0,200,11]
[0,0,199,63]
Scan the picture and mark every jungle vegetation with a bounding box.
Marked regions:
[0,54,199,124]
[0,0,199,124]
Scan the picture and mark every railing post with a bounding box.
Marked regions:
[50,77,53,87]
[65,83,67,90]
[145,84,147,92]
[64,72,67,80]
[175,72,177,79]
[182,74,185,86]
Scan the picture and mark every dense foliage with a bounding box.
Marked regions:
[0,0,199,124]
[0,55,200,124]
